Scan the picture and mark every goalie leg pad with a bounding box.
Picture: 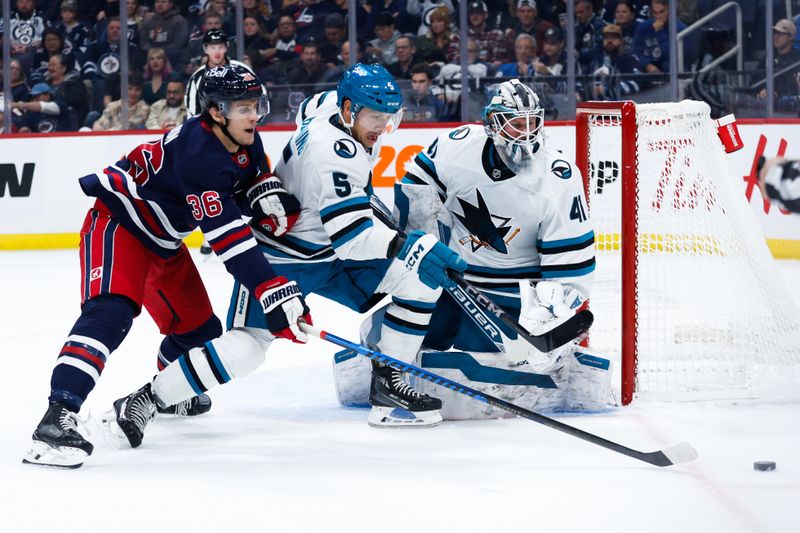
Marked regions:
[152,327,272,407]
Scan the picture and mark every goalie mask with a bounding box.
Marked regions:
[483,79,544,171]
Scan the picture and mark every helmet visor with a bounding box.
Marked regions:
[355,107,404,135]
[218,94,270,121]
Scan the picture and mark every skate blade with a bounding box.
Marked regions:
[367,406,443,429]
[22,440,88,469]
[90,408,133,449]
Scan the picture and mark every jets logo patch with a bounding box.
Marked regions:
[449,127,470,140]
[334,139,357,159]
[551,159,572,179]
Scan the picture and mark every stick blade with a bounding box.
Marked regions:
[644,441,699,467]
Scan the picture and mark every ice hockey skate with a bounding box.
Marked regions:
[23,402,94,468]
[98,383,157,448]
[156,393,212,417]
[368,361,442,428]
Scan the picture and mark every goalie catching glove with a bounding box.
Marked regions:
[519,280,587,334]
[247,174,301,237]
[389,230,467,290]
[256,276,312,343]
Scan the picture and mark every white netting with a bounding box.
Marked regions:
[585,100,800,401]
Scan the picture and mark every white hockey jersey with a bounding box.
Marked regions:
[257,91,397,263]
[400,124,595,298]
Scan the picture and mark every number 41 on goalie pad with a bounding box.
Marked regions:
[332,345,616,419]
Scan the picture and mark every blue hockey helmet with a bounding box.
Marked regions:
[336,63,403,132]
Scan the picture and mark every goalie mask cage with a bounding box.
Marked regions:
[575,100,800,405]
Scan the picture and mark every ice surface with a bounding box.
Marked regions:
[1,251,798,533]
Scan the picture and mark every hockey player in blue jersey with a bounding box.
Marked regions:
[23,65,310,468]
[104,64,468,444]
[335,79,613,417]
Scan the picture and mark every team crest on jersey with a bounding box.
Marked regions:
[449,127,470,140]
[454,190,519,254]
[334,138,357,159]
[551,160,572,179]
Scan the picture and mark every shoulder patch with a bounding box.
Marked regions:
[551,159,572,179]
[449,127,470,140]
[334,138,357,159]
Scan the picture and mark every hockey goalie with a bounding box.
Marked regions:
[333,79,615,421]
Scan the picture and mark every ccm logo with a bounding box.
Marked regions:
[404,243,425,270]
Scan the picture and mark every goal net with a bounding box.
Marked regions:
[576,100,800,404]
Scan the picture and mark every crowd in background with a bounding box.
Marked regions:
[2,0,800,133]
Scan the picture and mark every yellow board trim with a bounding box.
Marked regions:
[1,232,798,259]
[0,232,205,250]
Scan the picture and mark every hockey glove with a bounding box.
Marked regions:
[247,174,301,237]
[519,280,587,333]
[390,230,467,290]
[256,276,312,343]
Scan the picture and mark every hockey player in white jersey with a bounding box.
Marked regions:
[334,79,613,417]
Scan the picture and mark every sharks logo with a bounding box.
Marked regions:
[551,159,572,179]
[449,127,470,140]
[334,138,357,159]
[454,190,519,253]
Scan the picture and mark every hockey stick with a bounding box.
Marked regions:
[370,194,594,353]
[300,322,698,467]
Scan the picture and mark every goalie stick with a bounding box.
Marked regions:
[302,322,698,467]
[370,194,594,353]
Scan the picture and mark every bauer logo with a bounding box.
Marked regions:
[551,160,572,179]
[334,139,357,159]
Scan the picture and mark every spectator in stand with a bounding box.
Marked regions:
[13,82,72,133]
[447,1,512,69]
[406,0,454,37]
[291,0,338,45]
[140,0,189,67]
[320,40,362,87]
[92,72,149,130]
[206,0,234,32]
[143,47,173,105]
[367,11,402,65]
[632,0,686,74]
[29,28,71,85]
[239,0,275,35]
[438,37,491,117]
[496,33,537,79]
[1,0,47,71]
[254,15,301,82]
[588,23,644,100]
[47,53,87,128]
[145,76,187,129]
[83,17,144,111]
[533,26,567,91]
[505,0,554,48]
[387,35,418,79]
[613,0,641,51]
[332,0,371,35]
[574,0,606,74]
[415,6,452,66]
[241,16,272,68]
[56,0,92,57]
[124,0,147,48]
[181,12,224,76]
[756,19,800,107]
[287,41,326,96]
[403,62,448,122]
[4,59,31,103]
[366,0,419,35]
[318,13,347,68]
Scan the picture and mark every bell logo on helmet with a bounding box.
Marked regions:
[206,67,228,77]
[334,139,357,159]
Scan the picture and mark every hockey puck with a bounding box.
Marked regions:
[754,461,776,471]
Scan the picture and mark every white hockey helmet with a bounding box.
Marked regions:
[483,79,544,170]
